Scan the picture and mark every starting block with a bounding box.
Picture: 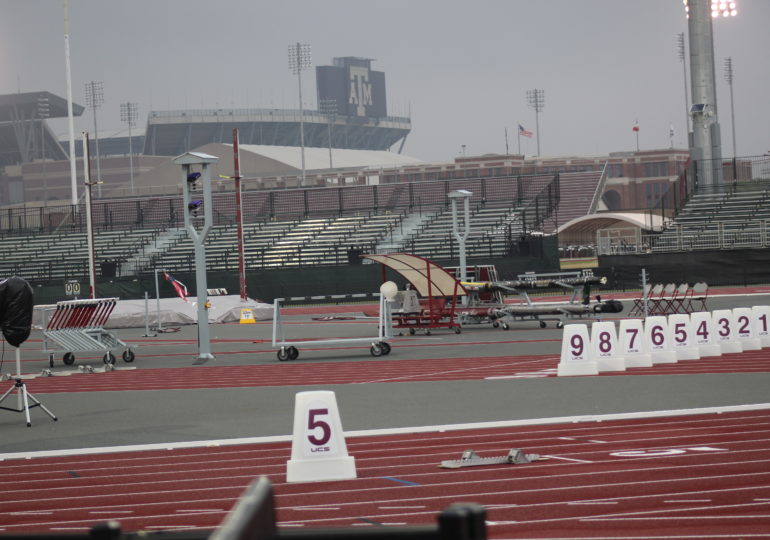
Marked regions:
[440,448,544,469]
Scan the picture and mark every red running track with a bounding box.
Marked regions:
[19,348,770,393]
[1,409,769,538]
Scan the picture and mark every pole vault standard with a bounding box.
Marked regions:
[231,129,248,301]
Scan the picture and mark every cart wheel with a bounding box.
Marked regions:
[539,320,547,328]
[277,348,289,362]
[492,321,499,328]
[556,321,564,329]
[287,346,299,360]
[502,322,510,330]
[454,326,461,334]
[409,328,416,335]
[122,349,136,363]
[379,342,391,355]
[62,352,75,366]
[370,344,383,357]
[103,352,116,365]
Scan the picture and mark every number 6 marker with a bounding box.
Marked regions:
[287,390,357,483]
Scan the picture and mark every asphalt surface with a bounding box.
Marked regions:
[1,291,769,456]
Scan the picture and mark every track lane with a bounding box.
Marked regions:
[1,410,769,538]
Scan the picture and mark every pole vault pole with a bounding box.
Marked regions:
[232,128,248,301]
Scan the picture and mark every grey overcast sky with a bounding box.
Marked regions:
[2,0,768,163]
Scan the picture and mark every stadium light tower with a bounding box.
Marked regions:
[37,96,50,204]
[120,102,138,195]
[85,81,104,197]
[677,32,690,136]
[288,43,312,186]
[683,0,737,187]
[320,98,337,169]
[526,89,545,157]
[723,57,736,159]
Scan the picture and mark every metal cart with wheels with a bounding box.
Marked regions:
[271,291,393,361]
[41,298,136,367]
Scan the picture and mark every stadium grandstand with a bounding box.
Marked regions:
[3,47,770,302]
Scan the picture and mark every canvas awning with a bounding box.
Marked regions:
[362,253,466,297]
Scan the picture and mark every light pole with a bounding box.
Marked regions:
[320,98,337,169]
[684,0,737,187]
[120,102,138,195]
[677,32,690,136]
[288,43,312,186]
[85,81,104,197]
[449,190,472,306]
[724,57,736,159]
[37,96,49,205]
[526,89,545,157]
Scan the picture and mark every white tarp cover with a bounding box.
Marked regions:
[34,295,272,329]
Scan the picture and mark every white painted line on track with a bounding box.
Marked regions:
[2,403,768,461]
[567,501,618,505]
[663,499,712,503]
[543,455,594,463]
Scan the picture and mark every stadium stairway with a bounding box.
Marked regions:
[375,209,439,253]
[122,227,187,274]
[539,170,604,233]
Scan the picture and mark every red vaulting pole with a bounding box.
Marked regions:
[232,129,248,301]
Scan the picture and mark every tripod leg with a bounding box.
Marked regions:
[25,390,58,422]
[20,384,32,427]
[0,384,16,403]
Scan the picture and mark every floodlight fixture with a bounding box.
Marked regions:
[288,43,312,186]
[683,0,737,18]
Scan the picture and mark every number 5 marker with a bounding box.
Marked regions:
[286,390,357,483]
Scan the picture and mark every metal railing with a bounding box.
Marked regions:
[596,220,770,255]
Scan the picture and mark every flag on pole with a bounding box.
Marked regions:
[518,124,533,138]
[632,119,640,132]
[164,271,189,302]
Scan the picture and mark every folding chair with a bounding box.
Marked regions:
[629,283,651,317]
[658,283,678,315]
[647,283,665,315]
[672,283,691,314]
[686,282,709,312]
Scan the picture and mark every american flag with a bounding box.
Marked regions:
[518,124,533,138]
[164,271,189,302]
[632,120,640,132]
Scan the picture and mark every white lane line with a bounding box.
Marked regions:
[663,499,712,503]
[378,505,427,510]
[2,403,769,461]
[568,501,618,505]
[10,511,53,516]
[543,455,593,463]
[88,510,134,514]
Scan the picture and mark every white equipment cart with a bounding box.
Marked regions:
[42,297,135,367]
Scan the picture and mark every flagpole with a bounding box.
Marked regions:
[517,125,521,155]
[504,128,509,155]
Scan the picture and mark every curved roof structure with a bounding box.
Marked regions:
[362,253,466,298]
[554,212,665,235]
